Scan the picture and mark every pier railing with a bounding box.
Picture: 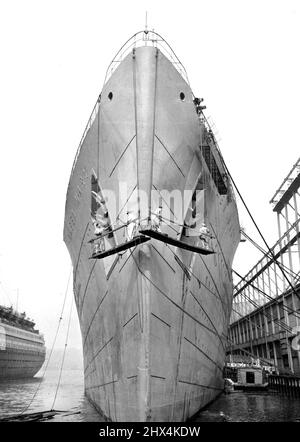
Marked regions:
[268,374,300,397]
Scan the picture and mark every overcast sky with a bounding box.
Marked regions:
[0,0,299,350]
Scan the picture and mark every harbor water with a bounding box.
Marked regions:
[0,369,300,422]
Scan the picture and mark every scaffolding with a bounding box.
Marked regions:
[229,158,300,374]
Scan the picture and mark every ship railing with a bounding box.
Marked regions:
[103,30,190,86]
[199,113,225,168]
[69,95,101,177]
[69,30,190,178]
[198,110,237,202]
[68,29,236,211]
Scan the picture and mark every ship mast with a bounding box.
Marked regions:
[145,11,148,33]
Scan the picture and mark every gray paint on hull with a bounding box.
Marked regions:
[64,45,240,421]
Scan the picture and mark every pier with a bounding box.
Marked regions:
[268,374,300,397]
[228,158,300,376]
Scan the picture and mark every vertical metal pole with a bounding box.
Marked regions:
[264,305,271,360]
[276,303,281,335]
[267,264,276,355]
[261,260,266,294]
[260,262,269,358]
[259,311,264,341]
[256,344,260,358]
[273,261,281,301]
[243,321,246,344]
[277,210,282,240]
[255,310,259,340]
[273,341,278,371]
[249,313,253,354]
[267,265,275,299]
[277,212,286,291]
[285,205,294,281]
[291,289,300,373]
[291,291,298,327]
[237,321,242,345]
[283,295,294,373]
[293,193,300,266]
[256,269,261,307]
[270,302,275,335]
[247,311,251,343]
[283,294,290,327]
[287,338,294,374]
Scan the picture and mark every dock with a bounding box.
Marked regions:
[268,374,300,397]
[227,158,300,377]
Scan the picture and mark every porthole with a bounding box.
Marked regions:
[180,92,185,101]
[108,92,113,100]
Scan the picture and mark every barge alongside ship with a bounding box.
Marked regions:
[64,30,240,421]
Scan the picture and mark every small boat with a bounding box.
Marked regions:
[233,366,268,391]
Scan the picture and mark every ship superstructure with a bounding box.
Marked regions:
[0,306,46,379]
[64,30,240,421]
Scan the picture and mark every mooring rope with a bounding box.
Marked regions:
[17,266,72,416]
[50,295,74,411]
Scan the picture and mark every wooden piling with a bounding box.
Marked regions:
[269,374,300,397]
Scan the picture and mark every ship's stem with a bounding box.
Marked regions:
[137,246,151,421]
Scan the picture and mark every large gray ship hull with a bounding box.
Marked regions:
[64,37,240,421]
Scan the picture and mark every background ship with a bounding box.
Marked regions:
[0,305,46,379]
[64,30,240,421]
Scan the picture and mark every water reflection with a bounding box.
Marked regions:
[194,391,300,422]
[1,370,300,422]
